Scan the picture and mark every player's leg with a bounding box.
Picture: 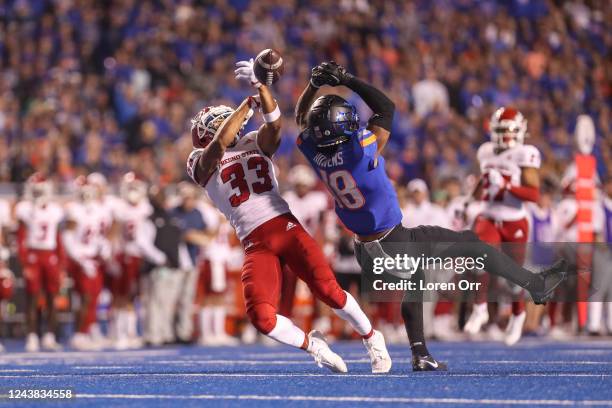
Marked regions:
[242,242,346,373]
[279,221,391,373]
[41,252,62,351]
[70,264,98,350]
[499,218,529,345]
[465,216,502,335]
[279,265,298,318]
[23,252,42,352]
[414,225,567,304]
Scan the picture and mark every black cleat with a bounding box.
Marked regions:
[412,354,448,372]
[530,259,568,305]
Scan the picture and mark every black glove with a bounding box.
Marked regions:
[310,61,352,88]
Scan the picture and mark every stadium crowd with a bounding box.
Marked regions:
[0,0,610,350]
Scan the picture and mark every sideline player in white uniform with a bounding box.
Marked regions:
[15,173,64,352]
[0,195,14,353]
[186,57,390,373]
[63,176,105,350]
[465,107,541,346]
[111,173,152,349]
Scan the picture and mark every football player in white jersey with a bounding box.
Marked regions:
[186,58,391,374]
[0,196,14,353]
[464,107,541,346]
[15,173,64,352]
[111,172,152,349]
[63,176,105,350]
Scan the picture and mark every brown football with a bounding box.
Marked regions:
[253,48,284,86]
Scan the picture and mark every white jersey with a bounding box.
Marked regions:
[187,131,290,240]
[65,201,104,259]
[15,200,64,250]
[402,200,451,229]
[114,199,153,257]
[283,190,329,236]
[0,199,11,229]
[477,142,541,221]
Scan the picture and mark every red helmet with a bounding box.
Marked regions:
[489,107,527,150]
[25,172,53,203]
[191,105,252,148]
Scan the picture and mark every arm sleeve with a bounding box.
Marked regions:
[344,76,395,131]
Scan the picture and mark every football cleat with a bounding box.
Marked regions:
[504,311,526,346]
[307,330,347,373]
[41,332,63,351]
[529,259,568,305]
[363,330,392,373]
[464,303,489,335]
[412,354,448,372]
[25,333,40,352]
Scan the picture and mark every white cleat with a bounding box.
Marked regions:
[307,330,347,373]
[363,330,392,373]
[464,303,489,335]
[70,333,101,351]
[41,332,63,351]
[25,333,40,352]
[504,311,526,346]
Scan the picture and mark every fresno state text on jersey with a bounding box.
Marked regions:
[477,141,541,221]
[187,131,290,240]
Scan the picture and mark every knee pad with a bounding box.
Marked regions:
[247,303,277,334]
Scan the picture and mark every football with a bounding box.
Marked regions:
[253,48,284,86]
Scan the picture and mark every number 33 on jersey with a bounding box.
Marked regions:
[187,131,290,240]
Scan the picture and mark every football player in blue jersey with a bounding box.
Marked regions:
[294,61,568,371]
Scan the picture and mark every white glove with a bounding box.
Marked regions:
[486,169,506,200]
[81,259,98,278]
[234,59,262,88]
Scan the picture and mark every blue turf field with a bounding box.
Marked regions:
[0,339,611,407]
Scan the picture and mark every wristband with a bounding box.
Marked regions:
[263,104,281,123]
[309,78,320,89]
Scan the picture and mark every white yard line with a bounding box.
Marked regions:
[75,393,612,405]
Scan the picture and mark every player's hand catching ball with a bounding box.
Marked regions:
[310,61,352,88]
[235,58,262,88]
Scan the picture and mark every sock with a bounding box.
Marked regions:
[401,284,429,357]
[267,314,307,349]
[126,310,138,338]
[200,307,213,340]
[332,291,373,337]
[116,310,128,341]
[213,306,226,337]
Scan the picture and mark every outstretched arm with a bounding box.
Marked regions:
[193,97,255,184]
[311,62,395,156]
[256,85,282,157]
[295,82,319,131]
[342,75,395,156]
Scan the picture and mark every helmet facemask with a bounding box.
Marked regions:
[191,105,253,149]
[490,108,527,150]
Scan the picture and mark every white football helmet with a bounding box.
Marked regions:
[120,172,147,205]
[24,172,53,204]
[489,107,527,150]
[191,105,253,148]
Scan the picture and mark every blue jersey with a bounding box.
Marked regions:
[297,128,402,235]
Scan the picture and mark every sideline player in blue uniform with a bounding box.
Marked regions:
[295,61,568,371]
